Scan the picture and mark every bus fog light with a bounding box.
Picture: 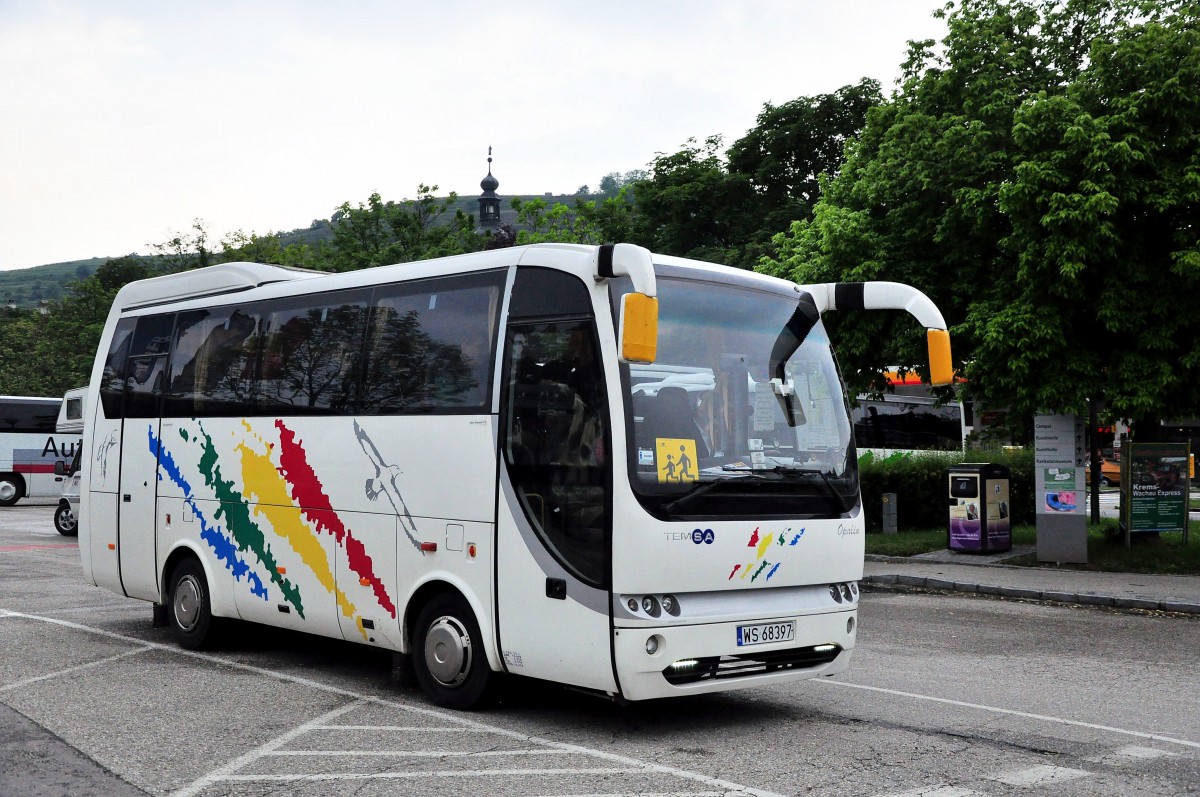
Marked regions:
[829,585,843,603]
[849,581,859,598]
[645,635,661,655]
[627,598,638,612]
[642,596,660,616]
[661,594,679,615]
[839,583,852,601]
[847,617,855,634]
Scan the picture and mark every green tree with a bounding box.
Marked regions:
[328,186,482,272]
[151,219,212,272]
[987,6,1200,420]
[512,189,639,246]
[0,257,160,395]
[762,0,1194,416]
[727,78,882,234]
[630,135,761,264]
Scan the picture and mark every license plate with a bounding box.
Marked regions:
[736,620,795,647]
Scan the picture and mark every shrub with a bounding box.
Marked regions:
[858,447,1034,532]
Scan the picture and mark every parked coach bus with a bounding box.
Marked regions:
[0,394,81,506]
[78,243,952,708]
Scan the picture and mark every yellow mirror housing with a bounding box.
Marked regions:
[927,328,953,386]
[620,293,658,364]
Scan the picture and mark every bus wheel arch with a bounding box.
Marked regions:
[0,473,25,507]
[165,554,222,650]
[406,584,495,710]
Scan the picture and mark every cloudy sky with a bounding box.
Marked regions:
[0,1,947,271]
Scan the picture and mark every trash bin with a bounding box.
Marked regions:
[948,463,1011,553]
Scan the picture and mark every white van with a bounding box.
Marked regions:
[54,447,81,536]
[53,387,86,536]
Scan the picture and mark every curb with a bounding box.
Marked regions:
[862,574,1200,615]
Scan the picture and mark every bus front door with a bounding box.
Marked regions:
[496,319,617,693]
[117,347,169,603]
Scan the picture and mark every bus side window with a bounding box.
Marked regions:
[258,292,368,414]
[165,308,261,417]
[124,313,176,419]
[362,271,504,415]
[100,318,137,419]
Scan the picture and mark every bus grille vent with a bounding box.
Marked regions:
[661,645,842,685]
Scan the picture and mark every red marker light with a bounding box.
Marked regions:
[467,543,477,558]
[420,541,437,553]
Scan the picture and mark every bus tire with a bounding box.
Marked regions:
[54,503,77,536]
[0,474,24,507]
[412,593,494,710]
[168,558,218,650]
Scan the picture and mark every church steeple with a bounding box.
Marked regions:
[477,147,500,230]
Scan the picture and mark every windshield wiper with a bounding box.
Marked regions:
[660,479,731,515]
[720,465,853,514]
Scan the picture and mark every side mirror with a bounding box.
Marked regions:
[54,460,67,477]
[927,329,954,386]
[619,292,658,364]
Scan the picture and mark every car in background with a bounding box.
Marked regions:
[53,447,80,536]
[1101,458,1121,487]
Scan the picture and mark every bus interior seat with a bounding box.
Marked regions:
[640,386,710,459]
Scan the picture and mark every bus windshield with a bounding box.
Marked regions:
[616,273,857,519]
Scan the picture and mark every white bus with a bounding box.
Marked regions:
[78,243,952,708]
[0,394,81,506]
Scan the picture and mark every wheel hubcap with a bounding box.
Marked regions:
[0,481,15,502]
[58,508,76,532]
[424,615,471,687]
[174,575,203,631]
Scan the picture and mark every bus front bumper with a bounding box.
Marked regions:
[613,607,856,702]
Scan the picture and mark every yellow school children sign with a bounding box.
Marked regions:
[656,438,699,483]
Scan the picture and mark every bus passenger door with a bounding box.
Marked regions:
[496,315,617,693]
[117,315,174,602]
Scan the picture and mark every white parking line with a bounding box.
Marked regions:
[1087,744,1182,765]
[3,609,783,797]
[265,749,564,757]
[820,679,1200,750]
[990,764,1090,787]
[0,646,152,693]
[881,786,987,797]
[171,700,363,797]
[218,768,647,782]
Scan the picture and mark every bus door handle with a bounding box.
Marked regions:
[545,578,566,600]
[123,494,131,503]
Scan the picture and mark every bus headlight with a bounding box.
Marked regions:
[641,596,660,617]
[829,584,843,603]
[645,635,661,655]
[661,594,679,616]
[627,598,639,612]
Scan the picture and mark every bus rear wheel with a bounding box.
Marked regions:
[0,475,24,507]
[412,594,494,710]
[168,558,218,650]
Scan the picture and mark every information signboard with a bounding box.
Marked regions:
[1034,412,1087,563]
[1121,442,1190,540]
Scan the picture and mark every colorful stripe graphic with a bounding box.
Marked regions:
[237,424,357,627]
[150,426,268,600]
[275,420,397,618]
[192,423,306,617]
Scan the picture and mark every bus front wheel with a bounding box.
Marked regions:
[412,594,494,710]
[168,558,218,650]
[0,474,24,507]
